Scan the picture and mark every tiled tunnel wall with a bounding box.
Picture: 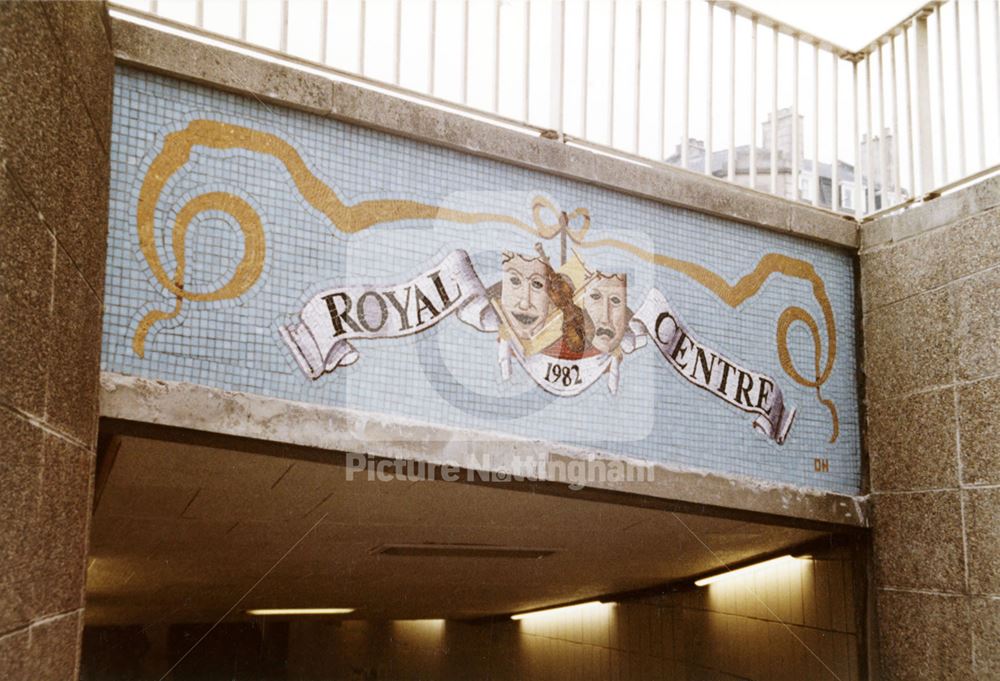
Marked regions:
[80,546,862,680]
[861,184,1000,679]
[0,2,112,679]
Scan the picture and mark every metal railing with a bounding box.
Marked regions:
[112,0,1000,220]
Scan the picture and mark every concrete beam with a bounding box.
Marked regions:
[100,372,868,529]
[860,174,1000,251]
[109,16,859,250]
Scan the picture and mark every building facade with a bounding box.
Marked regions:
[668,108,902,213]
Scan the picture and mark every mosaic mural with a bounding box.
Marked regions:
[104,67,861,492]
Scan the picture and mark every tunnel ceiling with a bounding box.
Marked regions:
[86,435,825,625]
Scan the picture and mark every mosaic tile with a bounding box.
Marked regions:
[103,66,861,493]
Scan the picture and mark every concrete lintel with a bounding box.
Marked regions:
[861,174,1000,251]
[110,17,859,250]
[100,372,867,529]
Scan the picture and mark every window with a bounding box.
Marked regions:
[840,184,853,209]
[799,174,810,200]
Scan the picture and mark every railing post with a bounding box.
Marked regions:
[279,0,288,53]
[749,16,758,189]
[831,53,839,212]
[634,0,643,154]
[852,58,863,220]
[770,25,778,193]
[706,0,715,175]
[461,0,470,104]
[913,9,935,195]
[429,0,437,94]
[727,7,736,182]
[320,0,329,65]
[792,36,799,200]
[494,0,502,112]
[581,0,590,139]
[551,0,565,140]
[393,0,402,85]
[812,41,820,207]
[661,0,670,161]
[681,0,691,169]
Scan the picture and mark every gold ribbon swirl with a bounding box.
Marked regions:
[134,119,839,441]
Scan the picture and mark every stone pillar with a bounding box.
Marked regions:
[0,2,112,678]
[861,184,1000,679]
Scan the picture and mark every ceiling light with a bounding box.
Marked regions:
[246,608,355,616]
[511,601,608,621]
[694,555,800,587]
[374,543,557,559]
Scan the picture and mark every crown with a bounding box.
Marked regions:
[501,243,550,267]
[582,265,627,285]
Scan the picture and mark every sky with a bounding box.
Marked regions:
[737,0,929,52]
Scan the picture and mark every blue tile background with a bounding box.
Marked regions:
[103,66,861,493]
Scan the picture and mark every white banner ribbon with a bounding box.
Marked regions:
[281,256,796,443]
[280,250,497,379]
[629,289,796,443]
[499,339,619,396]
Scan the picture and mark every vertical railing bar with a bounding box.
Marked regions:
[556,0,565,140]
[429,0,437,95]
[634,0,643,154]
[523,0,530,123]
[461,0,470,105]
[935,5,947,184]
[727,7,736,182]
[359,0,367,75]
[811,41,819,207]
[792,35,799,199]
[903,23,916,196]
[866,53,876,214]
[889,33,902,201]
[494,0,502,112]
[877,41,888,208]
[706,1,715,175]
[995,0,1000,145]
[280,0,289,52]
[973,0,985,169]
[150,0,158,14]
[394,0,402,84]
[582,0,590,139]
[769,23,777,193]
[953,0,966,176]
[195,0,204,27]
[662,0,670,161]
[832,53,839,212]
[853,59,863,219]
[914,9,935,195]
[681,0,691,168]
[609,0,617,146]
[320,0,329,65]
[749,16,757,189]
[239,0,247,41]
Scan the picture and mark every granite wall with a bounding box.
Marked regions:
[0,2,113,678]
[861,178,1000,679]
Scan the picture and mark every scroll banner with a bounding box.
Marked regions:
[497,330,646,396]
[281,254,796,443]
[280,250,497,378]
[629,289,796,443]
[499,340,616,397]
